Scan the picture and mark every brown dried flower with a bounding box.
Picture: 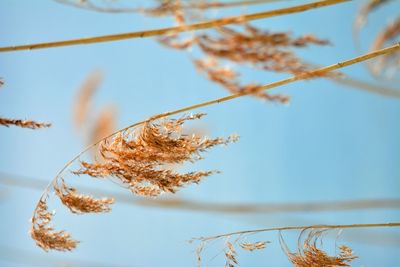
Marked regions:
[54,179,114,214]
[157,6,327,103]
[281,230,358,267]
[196,24,329,75]
[30,200,78,252]
[74,113,238,196]
[240,241,269,251]
[73,70,103,130]
[0,117,51,129]
[193,58,290,103]
[225,241,239,267]
[90,105,117,144]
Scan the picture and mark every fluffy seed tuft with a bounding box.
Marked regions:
[73,113,237,197]
[30,200,78,252]
[281,229,358,267]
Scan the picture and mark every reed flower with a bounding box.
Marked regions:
[74,113,238,196]
[280,229,357,267]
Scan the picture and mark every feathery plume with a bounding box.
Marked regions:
[90,105,117,145]
[157,2,328,102]
[30,200,78,251]
[31,112,237,251]
[239,241,269,251]
[73,70,103,130]
[193,57,290,103]
[280,229,358,267]
[74,113,238,196]
[225,241,239,267]
[0,117,51,129]
[54,179,114,214]
[196,24,329,75]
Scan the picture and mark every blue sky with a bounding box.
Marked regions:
[0,0,399,266]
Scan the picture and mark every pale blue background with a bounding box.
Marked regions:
[0,0,399,266]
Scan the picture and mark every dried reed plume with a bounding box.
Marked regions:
[90,105,117,145]
[197,238,269,267]
[225,241,239,267]
[54,178,114,214]
[239,241,269,251]
[73,70,103,130]
[198,239,269,267]
[280,229,357,267]
[193,57,290,103]
[31,112,237,251]
[155,1,329,102]
[0,79,50,130]
[0,117,51,129]
[193,223,399,267]
[74,113,238,196]
[194,25,329,75]
[30,200,78,251]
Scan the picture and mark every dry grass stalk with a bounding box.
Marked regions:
[73,70,103,130]
[0,0,349,52]
[280,230,357,267]
[0,117,51,129]
[194,223,400,245]
[74,113,238,196]
[30,200,78,251]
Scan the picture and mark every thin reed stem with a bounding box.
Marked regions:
[31,43,400,219]
[0,0,349,52]
[195,222,400,242]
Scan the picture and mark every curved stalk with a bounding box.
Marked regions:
[195,222,400,242]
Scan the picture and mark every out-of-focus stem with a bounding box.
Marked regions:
[0,0,349,52]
